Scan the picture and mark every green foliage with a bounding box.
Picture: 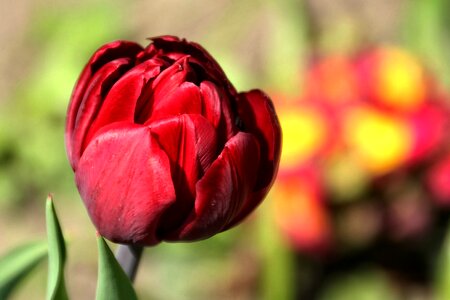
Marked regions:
[318,268,400,300]
[0,0,127,208]
[264,0,307,95]
[96,237,138,300]
[46,196,69,300]
[0,241,47,299]
[258,201,295,300]
[2,195,139,300]
[402,0,450,86]
[434,225,450,300]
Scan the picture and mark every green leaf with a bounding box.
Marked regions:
[258,200,295,300]
[318,268,400,300]
[46,195,69,300]
[435,225,450,300]
[0,241,47,299]
[96,237,138,300]
[402,0,450,86]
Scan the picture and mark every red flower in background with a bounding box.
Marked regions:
[66,36,281,245]
[274,46,450,255]
[273,165,332,255]
[427,154,450,206]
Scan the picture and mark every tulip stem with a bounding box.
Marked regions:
[115,244,143,283]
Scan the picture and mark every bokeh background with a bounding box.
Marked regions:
[1,0,450,299]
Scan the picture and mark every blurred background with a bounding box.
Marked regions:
[1,0,450,299]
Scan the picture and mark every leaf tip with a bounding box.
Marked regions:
[46,193,54,202]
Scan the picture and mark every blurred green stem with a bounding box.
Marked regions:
[115,245,143,283]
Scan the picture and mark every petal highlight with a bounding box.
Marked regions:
[76,123,176,245]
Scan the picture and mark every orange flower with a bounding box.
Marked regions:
[276,101,335,170]
[304,56,359,105]
[273,166,331,255]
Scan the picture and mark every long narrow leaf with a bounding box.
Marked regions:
[46,195,69,300]
[96,237,138,300]
[0,241,47,299]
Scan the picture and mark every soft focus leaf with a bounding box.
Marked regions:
[435,225,450,300]
[46,196,69,300]
[259,199,295,300]
[318,268,399,300]
[265,0,307,94]
[96,237,138,300]
[402,0,450,86]
[0,241,47,299]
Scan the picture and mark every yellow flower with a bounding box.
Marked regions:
[279,106,328,168]
[373,47,426,111]
[344,106,412,175]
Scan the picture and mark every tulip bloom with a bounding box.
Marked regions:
[66,36,281,245]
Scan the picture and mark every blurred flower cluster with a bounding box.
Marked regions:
[273,46,450,261]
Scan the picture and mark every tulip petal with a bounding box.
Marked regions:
[67,41,142,145]
[199,81,221,128]
[150,114,218,234]
[238,90,282,190]
[134,56,194,124]
[150,56,194,103]
[68,58,133,169]
[200,81,237,146]
[76,123,176,245]
[146,82,202,123]
[150,36,238,97]
[169,132,260,241]
[84,59,164,145]
[227,90,282,228]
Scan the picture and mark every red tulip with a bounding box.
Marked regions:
[65,36,281,245]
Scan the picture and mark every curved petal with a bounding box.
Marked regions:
[200,81,221,128]
[238,90,282,190]
[66,41,143,147]
[135,56,194,123]
[146,82,202,123]
[230,90,281,226]
[76,122,176,245]
[149,36,238,97]
[67,58,133,169]
[167,132,260,241]
[200,81,237,145]
[150,114,218,234]
[88,41,143,74]
[151,56,193,101]
[83,59,163,145]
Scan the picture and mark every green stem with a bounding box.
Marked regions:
[115,245,143,283]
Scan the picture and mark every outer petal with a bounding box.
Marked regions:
[168,132,260,241]
[228,90,282,227]
[237,90,282,190]
[76,122,176,245]
[66,41,142,153]
[150,114,218,234]
[68,58,133,169]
